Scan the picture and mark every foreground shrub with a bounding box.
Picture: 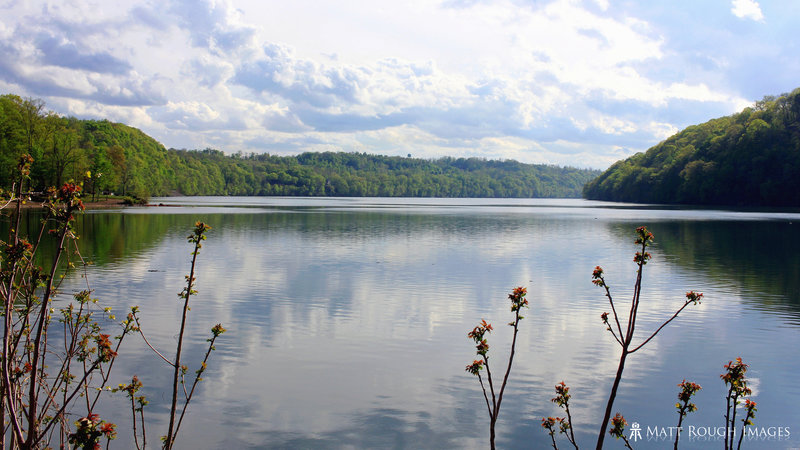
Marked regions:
[1,155,223,449]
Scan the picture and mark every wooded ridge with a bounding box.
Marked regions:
[583,88,800,206]
[1,94,600,199]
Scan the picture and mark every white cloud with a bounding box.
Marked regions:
[592,0,609,11]
[731,0,765,22]
[0,0,793,169]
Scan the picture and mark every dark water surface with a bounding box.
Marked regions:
[12,197,800,449]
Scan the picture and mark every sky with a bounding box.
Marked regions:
[1,0,798,169]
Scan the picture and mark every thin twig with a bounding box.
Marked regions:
[629,300,692,354]
[131,312,175,367]
[173,333,220,439]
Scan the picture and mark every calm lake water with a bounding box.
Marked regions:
[13,197,800,449]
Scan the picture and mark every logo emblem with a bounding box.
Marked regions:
[629,422,642,442]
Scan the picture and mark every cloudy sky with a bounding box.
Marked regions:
[1,0,797,168]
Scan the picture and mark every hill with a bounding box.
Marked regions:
[1,94,600,199]
[583,88,800,206]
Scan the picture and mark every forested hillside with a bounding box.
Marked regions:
[583,88,800,206]
[1,94,600,199]
[1,95,173,198]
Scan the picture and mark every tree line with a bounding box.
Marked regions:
[1,94,600,200]
[583,88,800,206]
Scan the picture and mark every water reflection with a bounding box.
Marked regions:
[4,199,799,449]
[652,221,800,307]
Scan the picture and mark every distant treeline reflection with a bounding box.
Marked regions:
[4,208,796,315]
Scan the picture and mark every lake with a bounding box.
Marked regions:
[16,197,800,449]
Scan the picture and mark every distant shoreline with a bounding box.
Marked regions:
[5,197,128,210]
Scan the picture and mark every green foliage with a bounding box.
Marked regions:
[166,149,600,198]
[122,195,148,205]
[1,93,600,200]
[583,88,800,206]
[1,94,173,200]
